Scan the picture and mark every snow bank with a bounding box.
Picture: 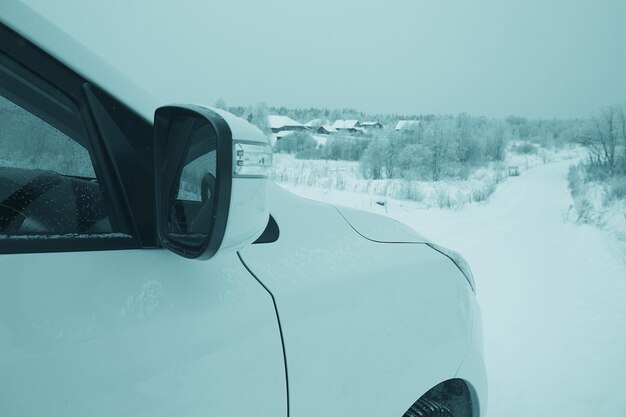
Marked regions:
[567,176,626,241]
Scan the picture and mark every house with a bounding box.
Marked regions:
[332,119,361,130]
[332,119,366,134]
[317,125,337,135]
[395,120,421,131]
[360,121,384,129]
[267,115,307,134]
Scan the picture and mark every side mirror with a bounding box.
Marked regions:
[154,104,272,259]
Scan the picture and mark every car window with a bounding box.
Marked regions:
[0,94,115,237]
[0,95,95,176]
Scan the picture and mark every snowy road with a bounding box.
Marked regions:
[282,159,626,416]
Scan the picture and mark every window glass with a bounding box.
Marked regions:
[0,96,95,177]
[177,151,217,202]
[166,116,218,242]
[0,94,115,237]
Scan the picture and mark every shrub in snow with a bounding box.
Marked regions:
[567,159,626,238]
[513,142,538,155]
[605,176,626,203]
[274,132,318,154]
[436,188,454,208]
[471,183,495,203]
[295,136,369,161]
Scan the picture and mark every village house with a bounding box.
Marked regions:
[316,125,337,135]
[332,119,366,134]
[267,115,307,134]
[395,120,421,131]
[332,119,360,130]
[360,121,384,129]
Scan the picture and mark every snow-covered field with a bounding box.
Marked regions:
[280,158,626,417]
[271,145,580,209]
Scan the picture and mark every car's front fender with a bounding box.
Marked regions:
[240,184,475,417]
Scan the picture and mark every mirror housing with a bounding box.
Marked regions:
[154,104,272,259]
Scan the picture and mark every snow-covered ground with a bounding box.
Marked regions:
[280,158,626,417]
[567,173,626,241]
[271,145,580,209]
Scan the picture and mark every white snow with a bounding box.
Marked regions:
[267,115,304,130]
[271,146,580,209]
[332,119,360,129]
[395,120,421,130]
[280,158,626,417]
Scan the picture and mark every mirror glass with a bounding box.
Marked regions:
[166,115,218,245]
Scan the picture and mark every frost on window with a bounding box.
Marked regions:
[0,95,122,238]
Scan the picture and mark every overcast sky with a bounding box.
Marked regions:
[24,0,626,119]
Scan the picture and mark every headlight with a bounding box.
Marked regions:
[427,243,476,293]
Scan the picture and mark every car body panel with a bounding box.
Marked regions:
[0,250,287,417]
[335,205,431,243]
[456,301,488,417]
[240,184,474,417]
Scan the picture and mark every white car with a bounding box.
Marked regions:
[0,3,486,417]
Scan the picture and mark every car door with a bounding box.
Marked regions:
[0,24,287,417]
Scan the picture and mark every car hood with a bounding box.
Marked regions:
[265,183,429,244]
[333,205,430,244]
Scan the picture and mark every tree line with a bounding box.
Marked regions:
[216,98,624,184]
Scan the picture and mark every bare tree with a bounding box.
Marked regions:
[484,121,508,161]
[214,98,228,110]
[619,105,626,173]
[251,102,271,135]
[579,106,622,172]
[454,113,484,164]
[454,113,473,163]
[423,119,452,181]
[360,139,386,179]
[242,102,271,135]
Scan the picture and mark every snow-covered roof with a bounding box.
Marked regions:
[305,119,324,127]
[318,125,337,133]
[268,115,304,130]
[332,119,361,129]
[395,120,420,130]
[360,121,382,127]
